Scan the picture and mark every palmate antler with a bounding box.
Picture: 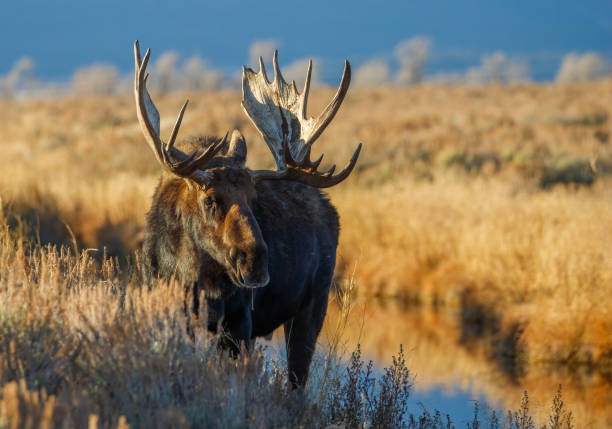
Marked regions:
[134,41,227,185]
[242,51,362,188]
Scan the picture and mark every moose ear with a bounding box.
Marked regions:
[223,129,247,166]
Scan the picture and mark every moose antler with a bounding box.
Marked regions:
[242,51,362,188]
[134,41,227,184]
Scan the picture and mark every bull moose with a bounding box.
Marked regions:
[135,41,362,387]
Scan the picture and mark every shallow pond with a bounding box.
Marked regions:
[314,298,611,427]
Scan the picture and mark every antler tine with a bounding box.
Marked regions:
[304,60,351,147]
[251,142,362,188]
[258,56,270,84]
[166,99,189,152]
[272,50,285,84]
[134,40,143,68]
[163,125,228,177]
[161,134,228,177]
[188,132,229,170]
[134,41,165,167]
[300,59,313,120]
[323,142,362,184]
[322,164,336,177]
[310,152,324,171]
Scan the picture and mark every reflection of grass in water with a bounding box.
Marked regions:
[324,298,610,428]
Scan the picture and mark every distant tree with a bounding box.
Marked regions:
[0,57,34,98]
[465,52,530,84]
[24,80,71,98]
[181,55,223,92]
[556,52,610,83]
[426,72,464,85]
[354,59,391,88]
[394,37,431,85]
[427,52,529,85]
[280,57,321,88]
[151,51,180,95]
[134,51,226,94]
[72,64,119,95]
[248,39,278,69]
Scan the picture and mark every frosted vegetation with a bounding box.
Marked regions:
[1,38,611,98]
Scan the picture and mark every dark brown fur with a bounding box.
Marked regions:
[143,137,340,387]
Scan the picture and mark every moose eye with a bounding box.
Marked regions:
[200,196,216,213]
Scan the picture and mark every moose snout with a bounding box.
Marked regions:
[228,244,269,288]
[224,205,270,288]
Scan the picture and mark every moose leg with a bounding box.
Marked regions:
[218,295,253,357]
[184,282,200,341]
[284,290,329,389]
[204,298,225,333]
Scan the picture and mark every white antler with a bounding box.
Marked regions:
[242,51,361,188]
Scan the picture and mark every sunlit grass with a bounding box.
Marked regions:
[334,177,612,368]
[0,224,577,427]
[0,81,610,426]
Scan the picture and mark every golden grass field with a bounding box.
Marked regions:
[0,80,611,427]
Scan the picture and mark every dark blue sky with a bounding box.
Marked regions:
[2,0,611,81]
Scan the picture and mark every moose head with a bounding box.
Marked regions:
[134,41,361,290]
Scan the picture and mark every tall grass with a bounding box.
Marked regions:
[0,217,578,428]
[0,82,610,426]
[334,176,612,370]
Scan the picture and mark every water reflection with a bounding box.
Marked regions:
[407,387,493,426]
[319,298,611,428]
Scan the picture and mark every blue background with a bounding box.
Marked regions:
[2,0,611,81]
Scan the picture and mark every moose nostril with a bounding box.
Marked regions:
[229,247,238,264]
[228,248,247,267]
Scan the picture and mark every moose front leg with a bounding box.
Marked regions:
[204,298,225,333]
[284,317,317,389]
[184,281,200,341]
[283,291,329,389]
[216,294,253,357]
[184,281,225,338]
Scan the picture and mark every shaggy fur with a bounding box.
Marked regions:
[143,136,340,387]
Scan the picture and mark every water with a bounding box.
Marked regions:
[260,297,610,426]
[318,298,612,427]
[263,333,500,424]
[407,384,494,425]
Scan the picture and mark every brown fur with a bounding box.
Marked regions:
[142,136,340,387]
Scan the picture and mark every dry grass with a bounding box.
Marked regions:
[0,221,574,428]
[0,219,317,427]
[333,177,612,370]
[0,81,610,426]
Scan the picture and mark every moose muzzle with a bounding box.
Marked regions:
[225,205,270,288]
